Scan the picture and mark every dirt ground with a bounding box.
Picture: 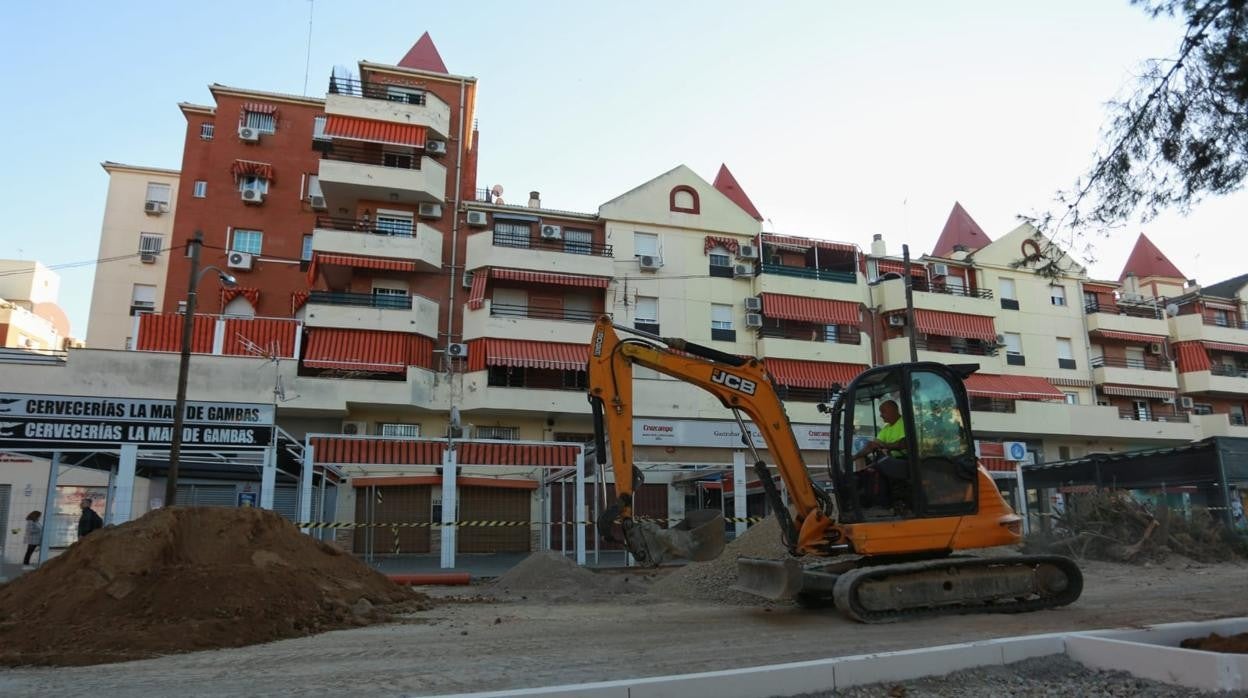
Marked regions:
[0,557,1245,697]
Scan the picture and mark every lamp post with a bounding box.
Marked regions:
[165,230,236,506]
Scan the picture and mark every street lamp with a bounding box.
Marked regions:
[165,230,237,506]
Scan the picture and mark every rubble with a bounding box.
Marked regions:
[651,516,797,604]
[489,551,648,601]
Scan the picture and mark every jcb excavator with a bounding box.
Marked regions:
[586,317,1081,622]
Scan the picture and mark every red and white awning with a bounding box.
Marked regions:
[759,293,859,325]
[1090,329,1167,344]
[470,339,588,371]
[306,252,419,284]
[761,233,857,254]
[491,268,610,289]
[1203,340,1248,354]
[311,437,445,466]
[964,374,1064,400]
[763,359,866,389]
[230,159,274,182]
[1174,341,1212,373]
[911,309,997,342]
[876,259,928,277]
[303,329,430,374]
[458,442,579,467]
[324,115,427,148]
[467,269,489,310]
[1100,385,1177,400]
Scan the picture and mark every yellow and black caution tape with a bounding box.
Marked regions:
[297,516,764,529]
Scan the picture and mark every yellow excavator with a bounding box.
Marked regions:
[586,317,1081,622]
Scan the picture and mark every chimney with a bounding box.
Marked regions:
[528,191,541,209]
[1123,272,1140,298]
[871,233,886,257]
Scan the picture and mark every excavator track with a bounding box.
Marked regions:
[831,555,1082,623]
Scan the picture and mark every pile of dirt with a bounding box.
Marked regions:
[488,551,647,602]
[0,507,429,666]
[1023,490,1248,564]
[1180,631,1248,654]
[651,516,794,604]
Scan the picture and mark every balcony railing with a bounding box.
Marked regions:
[320,142,422,169]
[757,326,862,345]
[970,397,1016,413]
[1083,300,1163,319]
[1090,355,1172,372]
[308,291,412,310]
[327,76,427,105]
[1210,363,1248,378]
[316,216,418,237]
[760,263,856,284]
[912,279,994,299]
[1203,317,1248,330]
[491,304,600,323]
[1117,408,1190,423]
[913,337,999,356]
[491,230,612,257]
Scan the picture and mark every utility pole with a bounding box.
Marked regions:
[166,231,203,506]
[903,244,918,362]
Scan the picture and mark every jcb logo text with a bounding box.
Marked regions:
[711,369,756,395]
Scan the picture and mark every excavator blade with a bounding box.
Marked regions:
[625,509,726,565]
[733,557,806,600]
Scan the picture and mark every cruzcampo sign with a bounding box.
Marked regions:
[0,393,275,447]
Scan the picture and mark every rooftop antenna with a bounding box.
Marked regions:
[302,0,315,96]
[238,334,300,403]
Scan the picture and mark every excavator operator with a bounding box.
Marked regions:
[853,399,910,510]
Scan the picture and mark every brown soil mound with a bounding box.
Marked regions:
[0,507,429,666]
[1180,632,1248,654]
[489,551,647,602]
[651,516,794,604]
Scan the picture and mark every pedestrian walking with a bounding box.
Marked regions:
[22,511,42,566]
[77,498,103,540]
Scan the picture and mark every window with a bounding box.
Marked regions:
[1056,338,1076,369]
[244,111,276,133]
[192,180,207,198]
[385,86,425,104]
[301,235,313,270]
[375,211,414,237]
[564,294,594,322]
[146,182,172,205]
[564,229,593,255]
[708,246,733,278]
[635,296,659,334]
[634,232,659,257]
[825,325,839,344]
[1192,403,1214,416]
[200,123,215,140]
[495,221,530,247]
[1063,392,1079,405]
[1125,346,1146,369]
[382,149,414,169]
[1003,332,1024,366]
[1132,399,1151,421]
[999,278,1019,310]
[487,366,526,387]
[1058,446,1071,460]
[232,229,263,255]
[138,234,163,256]
[669,185,700,214]
[312,115,329,141]
[379,423,420,437]
[237,176,269,194]
[1049,285,1067,307]
[372,286,410,309]
[1213,309,1231,327]
[477,426,519,440]
[1230,405,1246,426]
[711,304,735,342]
[222,295,256,318]
[130,284,157,316]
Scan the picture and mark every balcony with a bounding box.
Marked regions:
[1084,300,1169,336]
[1169,312,1248,345]
[317,145,446,205]
[304,291,439,337]
[1191,412,1248,438]
[312,217,442,271]
[325,76,451,138]
[1116,407,1190,423]
[462,299,604,343]
[491,304,600,324]
[970,400,1194,441]
[876,276,996,316]
[465,229,615,278]
[882,336,999,365]
[1090,355,1178,391]
[755,327,870,364]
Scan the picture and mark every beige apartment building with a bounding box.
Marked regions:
[86,162,180,349]
[0,259,75,352]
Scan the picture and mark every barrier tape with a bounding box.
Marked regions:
[297,516,765,529]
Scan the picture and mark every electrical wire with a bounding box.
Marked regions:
[0,245,188,278]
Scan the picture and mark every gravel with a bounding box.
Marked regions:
[786,654,1221,697]
[487,551,647,602]
[650,516,791,604]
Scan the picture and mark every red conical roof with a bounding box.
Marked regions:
[398,32,448,73]
[931,202,991,257]
[1119,233,1185,281]
[712,164,763,221]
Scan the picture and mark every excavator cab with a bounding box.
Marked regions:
[827,362,980,523]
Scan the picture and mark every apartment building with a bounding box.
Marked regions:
[0,260,75,352]
[87,162,180,349]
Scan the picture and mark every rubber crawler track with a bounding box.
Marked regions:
[831,555,1083,623]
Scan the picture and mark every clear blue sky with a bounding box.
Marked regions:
[1,0,1242,337]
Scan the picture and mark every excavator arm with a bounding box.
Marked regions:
[586,317,838,564]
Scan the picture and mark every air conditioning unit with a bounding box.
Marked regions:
[1162,395,1176,405]
[1179,396,1195,410]
[425,140,448,155]
[446,342,469,359]
[995,333,1006,345]
[140,253,157,264]
[241,188,265,204]
[238,126,260,142]
[227,251,253,271]
[738,244,758,260]
[888,315,906,327]
[540,225,563,240]
[466,211,489,227]
[745,313,763,328]
[744,296,762,312]
[1003,441,1028,462]
[930,262,950,277]
[341,421,367,436]
[419,202,443,219]
[143,200,165,215]
[462,271,474,288]
[733,263,753,278]
[1148,342,1163,354]
[309,195,327,211]
[639,255,663,271]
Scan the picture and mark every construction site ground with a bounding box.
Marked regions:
[1,556,1245,697]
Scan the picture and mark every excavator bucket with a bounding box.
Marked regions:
[733,557,806,600]
[624,509,726,565]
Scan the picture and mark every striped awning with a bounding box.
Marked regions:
[978,457,1015,473]
[491,268,610,289]
[1100,385,1177,400]
[307,252,419,284]
[759,293,859,325]
[764,359,867,389]
[221,317,298,358]
[221,287,260,307]
[1203,341,1248,354]
[311,437,444,466]
[1049,377,1094,388]
[458,442,579,467]
[291,291,310,314]
[877,259,929,277]
[242,102,279,115]
[324,115,427,148]
[1174,341,1211,373]
[230,159,274,182]
[761,234,857,254]
[475,339,588,371]
[912,309,997,342]
[965,374,1064,400]
[135,313,214,353]
[1090,329,1166,344]
[303,329,429,374]
[467,269,489,310]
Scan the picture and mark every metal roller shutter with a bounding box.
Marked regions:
[549,483,667,551]
[354,485,431,555]
[0,485,10,560]
[176,484,237,507]
[273,486,298,521]
[457,486,530,553]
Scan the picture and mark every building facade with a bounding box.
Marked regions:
[0,260,75,352]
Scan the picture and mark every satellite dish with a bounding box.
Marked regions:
[1165,303,1180,317]
[490,184,504,197]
